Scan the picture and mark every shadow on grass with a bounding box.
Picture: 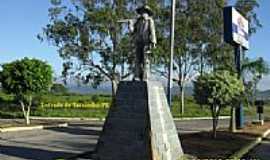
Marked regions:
[180,131,255,159]
[0,145,75,160]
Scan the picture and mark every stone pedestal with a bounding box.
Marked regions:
[93,81,183,160]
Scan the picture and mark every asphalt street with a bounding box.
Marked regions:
[0,119,229,160]
[243,135,270,160]
[0,121,103,160]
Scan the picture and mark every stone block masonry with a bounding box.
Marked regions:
[93,81,183,160]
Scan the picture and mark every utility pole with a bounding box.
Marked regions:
[167,0,176,108]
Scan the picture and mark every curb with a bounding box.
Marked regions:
[30,116,105,121]
[0,123,68,133]
[30,116,230,121]
[174,116,230,121]
[228,129,270,159]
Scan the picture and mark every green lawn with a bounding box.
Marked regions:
[171,96,230,118]
[0,92,110,119]
[172,96,270,118]
[0,92,269,119]
[33,108,107,119]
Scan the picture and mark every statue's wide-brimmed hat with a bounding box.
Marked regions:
[136,5,154,16]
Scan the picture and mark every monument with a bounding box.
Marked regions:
[128,5,157,81]
[93,5,184,160]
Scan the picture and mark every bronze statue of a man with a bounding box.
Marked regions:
[128,5,157,81]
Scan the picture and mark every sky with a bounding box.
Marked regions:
[0,0,269,90]
[0,1,61,76]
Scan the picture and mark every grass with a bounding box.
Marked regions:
[37,93,111,103]
[171,97,231,118]
[0,91,111,119]
[0,105,24,119]
[32,108,108,119]
[0,91,270,119]
[172,96,270,118]
[2,102,268,119]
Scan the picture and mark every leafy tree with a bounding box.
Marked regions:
[227,0,262,131]
[234,0,263,106]
[193,0,234,72]
[91,94,100,104]
[203,0,262,71]
[40,0,136,100]
[188,0,261,73]
[242,57,269,106]
[0,58,53,125]
[51,83,68,94]
[40,0,261,110]
[193,70,244,138]
[174,0,261,116]
[235,0,262,35]
[154,0,231,115]
[40,0,166,100]
[172,0,223,115]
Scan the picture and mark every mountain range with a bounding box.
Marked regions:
[67,83,270,101]
[67,83,193,96]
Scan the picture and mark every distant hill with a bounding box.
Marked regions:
[257,90,270,100]
[171,86,193,97]
[68,85,270,102]
[67,82,194,96]
[67,83,112,95]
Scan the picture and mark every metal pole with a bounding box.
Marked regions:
[167,0,176,108]
[235,45,244,129]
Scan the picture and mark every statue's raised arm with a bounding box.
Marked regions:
[117,19,136,32]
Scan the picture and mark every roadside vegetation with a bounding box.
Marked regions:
[0,92,110,119]
[0,90,269,119]
[0,58,53,125]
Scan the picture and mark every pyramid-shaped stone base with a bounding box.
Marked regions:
[93,81,183,160]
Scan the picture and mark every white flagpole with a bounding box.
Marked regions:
[167,0,176,108]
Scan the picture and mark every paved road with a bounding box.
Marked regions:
[0,121,103,160]
[0,119,229,160]
[243,135,270,160]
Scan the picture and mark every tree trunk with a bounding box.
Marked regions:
[25,112,30,125]
[253,81,258,107]
[212,117,218,139]
[19,96,32,125]
[180,86,185,116]
[26,104,31,125]
[111,79,118,106]
[229,107,236,132]
[211,105,220,139]
[200,49,204,110]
